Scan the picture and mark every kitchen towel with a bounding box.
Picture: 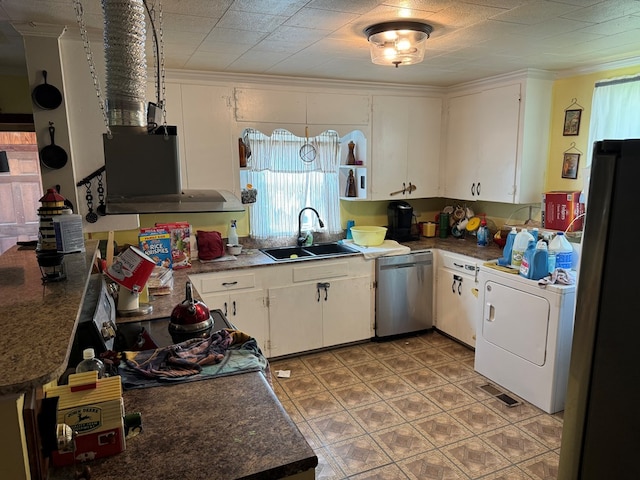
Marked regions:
[342,239,411,259]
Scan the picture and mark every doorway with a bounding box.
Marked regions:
[0,131,42,255]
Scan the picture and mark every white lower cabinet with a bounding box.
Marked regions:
[268,273,373,358]
[200,289,269,355]
[435,252,479,347]
[189,272,269,355]
[268,283,324,358]
[190,256,374,359]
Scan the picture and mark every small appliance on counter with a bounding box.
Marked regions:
[387,200,419,241]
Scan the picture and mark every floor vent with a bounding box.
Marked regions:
[479,383,521,407]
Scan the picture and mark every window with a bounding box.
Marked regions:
[587,74,640,167]
[244,128,341,239]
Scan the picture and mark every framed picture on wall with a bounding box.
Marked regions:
[563,109,582,136]
[562,152,580,179]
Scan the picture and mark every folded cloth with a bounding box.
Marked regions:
[123,329,234,379]
[120,329,270,389]
[343,239,411,259]
[538,268,576,286]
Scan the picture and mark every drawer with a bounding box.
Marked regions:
[441,253,477,273]
[198,273,256,293]
[292,261,348,283]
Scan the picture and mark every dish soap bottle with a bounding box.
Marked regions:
[477,216,488,247]
[228,220,239,245]
[76,348,105,378]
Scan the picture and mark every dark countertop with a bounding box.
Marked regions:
[48,371,317,480]
[1,234,499,479]
[120,235,503,324]
[0,241,99,395]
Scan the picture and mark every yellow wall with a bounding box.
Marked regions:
[546,64,640,193]
[0,75,32,113]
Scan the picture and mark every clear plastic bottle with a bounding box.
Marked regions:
[511,228,535,268]
[76,348,105,378]
[228,220,239,245]
[549,232,573,269]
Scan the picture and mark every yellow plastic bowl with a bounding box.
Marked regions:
[350,226,387,246]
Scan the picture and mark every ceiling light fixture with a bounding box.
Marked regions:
[364,21,433,68]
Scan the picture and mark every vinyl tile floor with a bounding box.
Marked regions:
[269,331,564,480]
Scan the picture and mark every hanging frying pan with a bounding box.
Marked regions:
[40,123,68,170]
[32,70,62,110]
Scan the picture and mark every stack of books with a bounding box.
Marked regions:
[146,266,174,296]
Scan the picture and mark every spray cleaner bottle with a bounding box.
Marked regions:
[477,215,488,247]
[228,220,239,245]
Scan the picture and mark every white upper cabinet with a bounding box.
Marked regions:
[370,95,442,200]
[443,72,553,204]
[234,88,369,135]
[307,93,370,125]
[235,88,307,124]
[180,84,237,193]
[159,82,238,194]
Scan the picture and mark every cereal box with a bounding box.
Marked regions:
[139,228,172,268]
[155,222,191,269]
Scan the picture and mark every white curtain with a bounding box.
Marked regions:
[244,128,341,239]
[587,74,640,167]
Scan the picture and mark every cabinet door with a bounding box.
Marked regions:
[371,95,441,200]
[435,269,478,347]
[371,95,408,199]
[234,88,306,124]
[322,276,372,347]
[477,83,521,203]
[407,96,442,198]
[202,290,269,356]
[443,92,481,200]
[180,84,237,192]
[229,290,269,357]
[268,283,323,357]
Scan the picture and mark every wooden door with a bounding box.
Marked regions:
[0,132,42,255]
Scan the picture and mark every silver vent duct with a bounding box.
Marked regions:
[102,0,147,129]
[101,0,243,214]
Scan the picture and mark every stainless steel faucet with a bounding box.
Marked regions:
[297,207,325,246]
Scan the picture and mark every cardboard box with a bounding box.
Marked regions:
[139,228,172,268]
[155,222,191,269]
[542,191,585,232]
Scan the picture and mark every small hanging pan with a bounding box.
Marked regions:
[40,123,68,170]
[32,70,62,110]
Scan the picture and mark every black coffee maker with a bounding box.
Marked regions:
[387,201,417,241]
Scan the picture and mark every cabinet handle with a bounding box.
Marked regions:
[232,300,236,316]
[477,182,481,196]
[222,281,238,287]
[317,286,321,302]
[471,183,475,196]
[458,282,462,296]
[451,279,456,293]
[223,301,228,317]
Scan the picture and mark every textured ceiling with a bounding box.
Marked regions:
[1,0,640,86]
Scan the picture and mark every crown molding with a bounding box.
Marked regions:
[555,56,640,78]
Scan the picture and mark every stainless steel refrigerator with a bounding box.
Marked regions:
[558,139,640,480]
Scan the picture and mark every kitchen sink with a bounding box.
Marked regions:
[260,242,358,261]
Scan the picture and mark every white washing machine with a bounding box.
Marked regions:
[474,265,576,414]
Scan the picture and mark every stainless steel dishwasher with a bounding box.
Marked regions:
[375,250,433,338]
